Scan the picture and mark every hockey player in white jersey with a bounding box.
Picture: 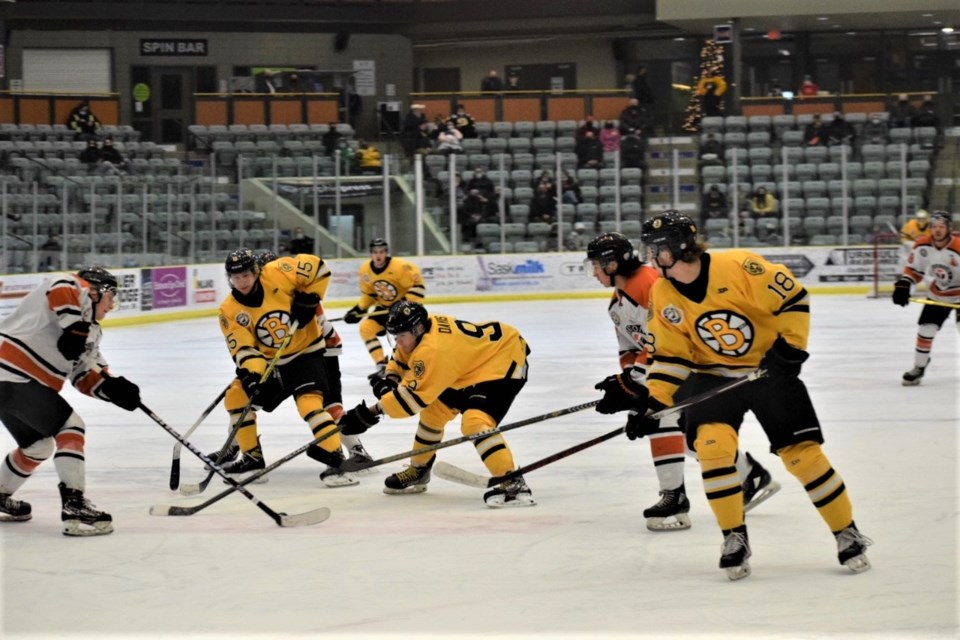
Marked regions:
[0,267,141,536]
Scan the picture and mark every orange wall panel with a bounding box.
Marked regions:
[307,99,339,125]
[590,96,630,121]
[742,103,786,117]
[196,100,228,126]
[547,97,586,122]
[234,100,266,125]
[418,99,452,123]
[842,101,885,114]
[19,98,51,125]
[0,98,13,124]
[90,99,119,126]
[458,98,495,123]
[270,99,303,125]
[792,100,835,115]
[502,98,540,122]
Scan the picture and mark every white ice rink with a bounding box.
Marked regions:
[1,295,957,640]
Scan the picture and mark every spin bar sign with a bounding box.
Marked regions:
[140,39,208,56]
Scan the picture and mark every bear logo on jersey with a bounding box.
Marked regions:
[741,258,765,276]
[255,310,293,348]
[236,312,251,327]
[695,310,755,357]
[662,305,683,324]
[413,360,425,378]
[374,280,399,302]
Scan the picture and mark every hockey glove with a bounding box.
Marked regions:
[624,397,667,440]
[57,321,90,361]
[892,278,912,307]
[760,336,809,378]
[236,367,262,400]
[340,402,380,435]
[291,291,321,327]
[343,305,365,324]
[99,375,141,412]
[595,372,647,414]
[371,374,400,399]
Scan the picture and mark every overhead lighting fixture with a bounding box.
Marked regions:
[832,24,841,28]
[745,27,756,32]
[943,27,955,33]
[846,31,857,36]
[674,37,686,41]
[932,20,943,25]
[922,13,933,17]
[817,17,829,21]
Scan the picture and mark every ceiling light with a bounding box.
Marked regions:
[745,27,756,32]
[922,13,933,17]
[832,24,841,28]
[674,37,686,41]
[943,27,955,33]
[932,20,942,25]
[846,31,857,36]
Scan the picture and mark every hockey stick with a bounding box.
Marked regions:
[151,426,344,518]
[337,399,601,473]
[140,404,330,527]
[169,384,230,490]
[181,320,300,496]
[909,297,960,309]
[327,308,390,323]
[435,370,767,489]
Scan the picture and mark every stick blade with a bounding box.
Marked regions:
[149,504,194,517]
[179,482,203,496]
[168,462,180,491]
[433,462,492,488]
[279,507,331,527]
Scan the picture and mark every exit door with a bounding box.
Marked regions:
[154,67,193,145]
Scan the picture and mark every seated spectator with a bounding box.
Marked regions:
[98,138,130,174]
[701,184,728,220]
[825,112,856,146]
[888,94,917,128]
[575,116,600,141]
[290,227,312,254]
[448,104,477,139]
[357,140,382,173]
[466,166,495,198]
[67,102,101,141]
[861,115,888,145]
[575,130,603,169]
[600,121,621,153]
[565,221,589,251]
[461,189,497,244]
[620,129,647,170]
[322,123,342,156]
[480,70,503,92]
[748,186,778,217]
[536,170,555,191]
[435,124,463,154]
[803,114,826,146]
[699,133,723,166]
[78,138,101,165]
[799,75,820,96]
[41,233,62,251]
[619,99,645,135]
[768,79,783,97]
[560,170,581,205]
[530,181,557,223]
[912,96,940,129]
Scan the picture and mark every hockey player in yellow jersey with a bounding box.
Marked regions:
[632,211,871,580]
[217,248,355,487]
[338,301,535,507]
[343,238,425,377]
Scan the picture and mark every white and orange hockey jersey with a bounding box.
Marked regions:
[608,264,659,386]
[901,233,960,303]
[0,274,111,399]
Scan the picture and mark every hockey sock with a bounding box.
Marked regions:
[914,323,937,368]
[53,413,87,492]
[463,410,515,477]
[694,423,743,531]
[226,382,259,452]
[778,442,853,532]
[649,413,685,491]
[298,392,340,453]
[0,437,54,495]
[360,321,386,365]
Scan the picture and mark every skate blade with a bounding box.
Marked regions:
[62,520,114,536]
[0,514,32,522]
[646,513,692,531]
[744,481,781,513]
[485,495,537,509]
[383,484,428,495]
[321,474,359,488]
[725,562,751,581]
[901,379,922,386]
[844,554,871,574]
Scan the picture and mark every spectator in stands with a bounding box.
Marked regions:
[912,96,940,129]
[566,222,588,251]
[261,70,278,94]
[67,102,101,141]
[701,82,723,118]
[530,181,558,224]
[290,227,312,254]
[768,79,783,97]
[506,73,521,91]
[461,189,497,244]
[322,123,342,156]
[436,123,463,154]
[78,138,101,166]
[575,130,604,169]
[699,133,723,166]
[402,103,427,157]
[620,128,647,170]
[41,233,62,251]
[358,140,382,174]
[286,73,301,93]
[803,114,826,146]
[451,174,466,209]
[825,112,856,146]
[748,186,778,218]
[449,104,477,139]
[347,87,363,130]
[799,74,820,96]
[633,65,655,108]
[600,121,621,153]
[412,121,434,156]
[98,138,129,174]
[888,94,917,128]
[618,99,645,135]
[467,166,496,198]
[536,170,555,191]
[480,69,503,92]
[702,184,728,221]
[861,114,888,145]
[575,115,600,141]
[560,170,581,205]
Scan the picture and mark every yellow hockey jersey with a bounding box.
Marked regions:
[218,254,331,375]
[357,256,425,311]
[646,250,810,407]
[379,314,528,419]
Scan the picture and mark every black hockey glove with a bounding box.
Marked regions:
[343,305,365,324]
[237,367,262,400]
[57,321,90,361]
[371,374,399,399]
[340,402,380,435]
[760,336,809,378]
[595,372,647,414]
[291,291,321,327]
[99,375,141,412]
[625,397,667,440]
[892,278,912,307]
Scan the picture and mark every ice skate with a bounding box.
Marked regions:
[384,459,433,495]
[901,363,927,386]
[204,443,240,471]
[484,476,536,508]
[0,493,32,522]
[59,483,113,537]
[305,445,359,487]
[345,442,376,476]
[643,485,692,531]
[221,444,268,484]
[742,453,781,513]
[719,526,751,581]
[835,523,873,574]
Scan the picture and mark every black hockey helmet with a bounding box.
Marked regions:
[77,266,118,295]
[386,301,429,336]
[256,249,279,267]
[585,232,641,275]
[225,248,258,275]
[369,237,389,252]
[929,210,952,227]
[641,210,699,262]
